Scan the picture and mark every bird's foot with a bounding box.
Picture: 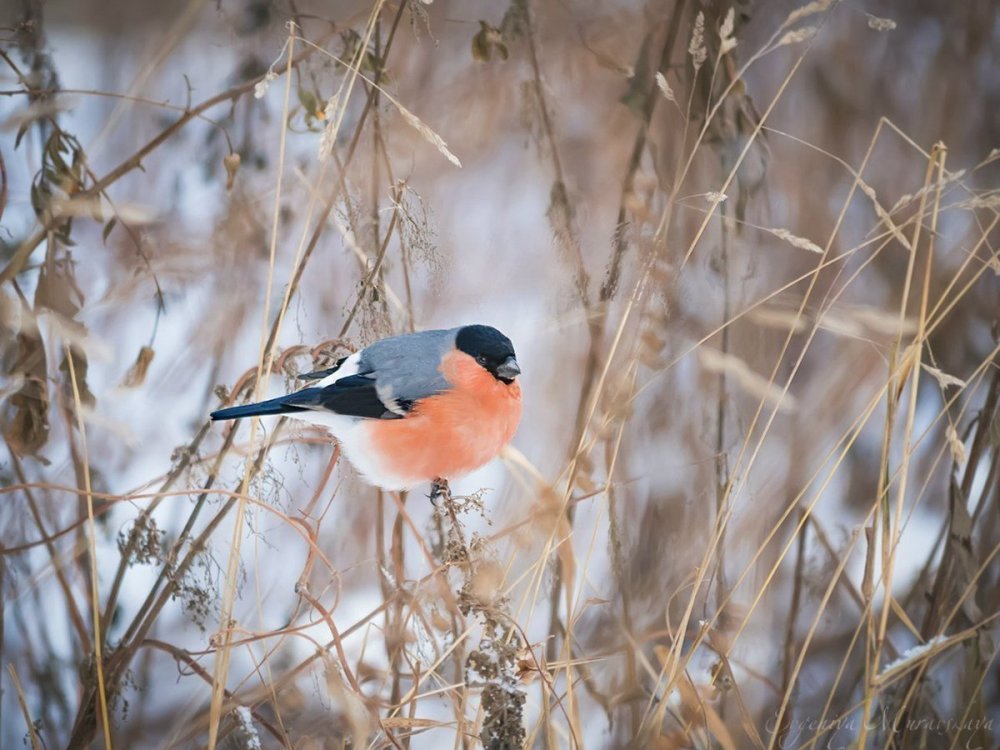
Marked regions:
[429,478,450,506]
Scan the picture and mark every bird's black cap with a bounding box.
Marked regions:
[456,325,520,382]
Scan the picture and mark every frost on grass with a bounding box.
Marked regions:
[231,706,263,750]
[435,486,526,750]
[467,625,527,750]
[253,70,277,99]
[253,40,289,99]
[879,635,949,679]
[866,14,897,32]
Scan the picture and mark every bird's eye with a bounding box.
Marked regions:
[476,355,488,365]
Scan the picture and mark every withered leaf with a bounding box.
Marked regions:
[60,344,96,409]
[35,257,83,320]
[471,21,508,62]
[0,147,6,226]
[3,377,50,458]
[620,32,652,114]
[223,152,241,191]
[2,301,50,458]
[948,477,983,625]
[102,217,117,245]
[297,87,319,118]
[120,345,156,389]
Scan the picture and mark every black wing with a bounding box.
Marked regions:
[308,373,407,419]
[211,372,408,421]
[297,355,348,381]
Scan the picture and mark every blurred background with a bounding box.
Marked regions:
[1,0,999,747]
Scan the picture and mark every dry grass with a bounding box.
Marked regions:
[1,0,999,748]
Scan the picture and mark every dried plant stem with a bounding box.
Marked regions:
[207,25,297,748]
[861,144,946,745]
[0,30,333,286]
[10,453,89,646]
[522,0,587,302]
[6,663,42,750]
[601,0,687,302]
[277,1,409,354]
[713,200,732,626]
[0,48,169,321]
[297,587,405,749]
[340,200,402,336]
[64,342,113,750]
[141,638,286,745]
[519,11,588,719]
[388,493,407,707]
[698,118,895,648]
[117,427,238,648]
[776,508,807,747]
[100,421,212,635]
[64,418,277,748]
[521,11,686,742]
[204,6,408,745]
[604,428,638,733]
[768,525,867,750]
[920,359,1000,635]
[649,206,923,737]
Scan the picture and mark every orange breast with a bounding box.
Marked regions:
[368,350,522,486]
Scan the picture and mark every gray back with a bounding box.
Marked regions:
[359,328,460,405]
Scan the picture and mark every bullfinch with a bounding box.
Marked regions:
[210,325,522,491]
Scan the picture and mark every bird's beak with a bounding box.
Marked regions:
[496,355,521,381]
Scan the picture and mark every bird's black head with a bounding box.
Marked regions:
[456,325,521,384]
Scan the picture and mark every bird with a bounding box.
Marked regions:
[210,324,522,493]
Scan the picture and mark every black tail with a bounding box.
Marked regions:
[210,390,319,421]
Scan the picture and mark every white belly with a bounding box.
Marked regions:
[286,410,415,491]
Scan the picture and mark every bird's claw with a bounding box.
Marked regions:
[429,478,450,506]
